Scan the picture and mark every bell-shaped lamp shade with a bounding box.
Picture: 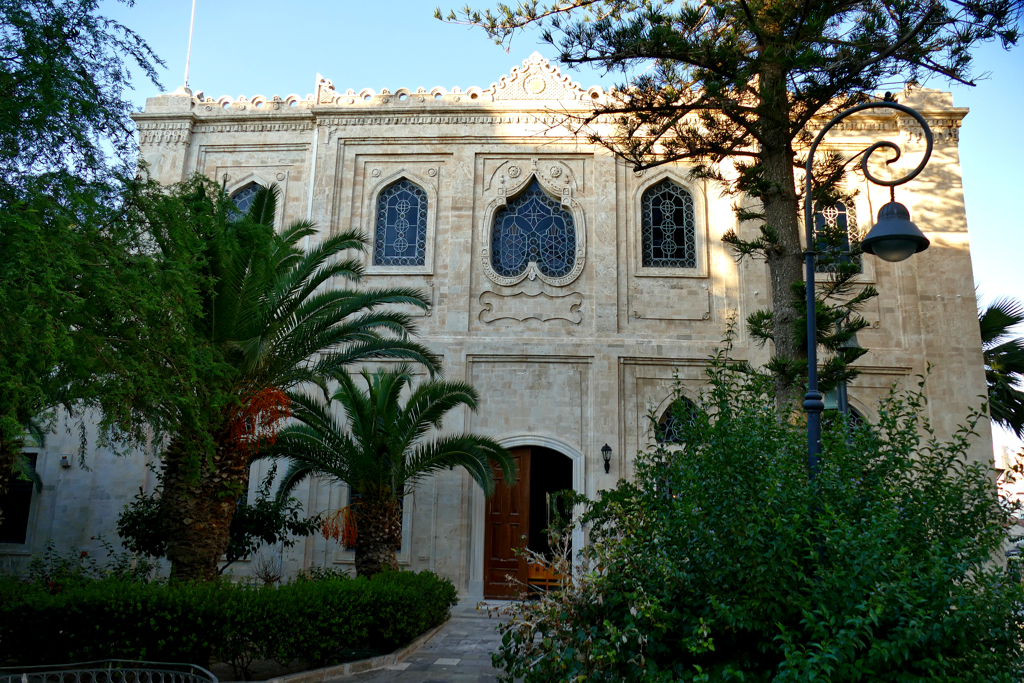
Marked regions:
[860,201,930,263]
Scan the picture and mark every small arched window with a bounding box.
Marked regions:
[491,179,576,279]
[230,183,262,218]
[814,201,862,274]
[641,179,696,268]
[656,397,701,445]
[374,179,427,266]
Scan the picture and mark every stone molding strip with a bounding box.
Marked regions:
[253,620,447,683]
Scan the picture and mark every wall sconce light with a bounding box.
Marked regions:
[601,444,612,474]
[59,454,71,469]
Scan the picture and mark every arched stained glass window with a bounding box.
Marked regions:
[642,180,696,268]
[814,201,862,274]
[657,397,701,445]
[491,179,576,279]
[230,183,262,219]
[374,179,427,266]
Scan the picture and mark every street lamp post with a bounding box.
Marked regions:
[803,99,935,481]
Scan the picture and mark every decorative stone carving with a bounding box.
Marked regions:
[549,166,562,178]
[485,52,601,101]
[136,121,192,147]
[479,291,584,324]
[315,73,338,104]
[479,165,586,288]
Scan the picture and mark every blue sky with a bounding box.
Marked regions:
[106,1,1024,444]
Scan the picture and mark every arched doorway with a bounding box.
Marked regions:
[483,445,573,599]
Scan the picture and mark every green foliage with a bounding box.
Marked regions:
[116,465,322,572]
[0,172,233,495]
[24,536,160,588]
[0,569,457,678]
[0,0,161,183]
[979,295,1024,439]
[492,344,1024,682]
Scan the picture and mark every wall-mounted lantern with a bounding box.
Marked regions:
[601,443,612,473]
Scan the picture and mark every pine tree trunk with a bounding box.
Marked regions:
[160,429,249,582]
[352,496,402,577]
[758,64,806,407]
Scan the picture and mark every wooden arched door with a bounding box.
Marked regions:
[483,447,530,598]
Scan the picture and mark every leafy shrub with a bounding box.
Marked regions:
[117,464,321,573]
[493,345,1024,682]
[0,570,457,678]
[25,536,160,587]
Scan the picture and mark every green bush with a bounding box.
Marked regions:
[0,570,457,678]
[493,345,1024,682]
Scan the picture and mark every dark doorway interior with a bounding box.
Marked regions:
[527,446,573,558]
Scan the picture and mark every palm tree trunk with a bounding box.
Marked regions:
[160,430,249,581]
[352,496,402,577]
[0,433,17,526]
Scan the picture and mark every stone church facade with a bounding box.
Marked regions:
[0,54,990,597]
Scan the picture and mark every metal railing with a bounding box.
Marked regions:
[0,661,217,683]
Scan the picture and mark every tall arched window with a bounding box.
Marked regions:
[374,179,427,266]
[814,201,862,274]
[641,179,697,268]
[656,397,701,445]
[230,183,262,218]
[491,179,576,279]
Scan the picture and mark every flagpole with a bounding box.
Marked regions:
[183,0,197,90]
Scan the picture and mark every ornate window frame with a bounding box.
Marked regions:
[363,169,437,276]
[631,170,709,279]
[479,163,586,288]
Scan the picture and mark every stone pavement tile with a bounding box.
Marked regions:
[326,600,511,683]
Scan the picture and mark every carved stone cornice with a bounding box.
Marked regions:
[192,121,315,134]
[135,118,194,147]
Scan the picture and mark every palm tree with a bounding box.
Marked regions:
[980,296,1024,440]
[260,365,515,577]
[159,183,441,582]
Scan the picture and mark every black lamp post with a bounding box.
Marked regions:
[803,99,934,481]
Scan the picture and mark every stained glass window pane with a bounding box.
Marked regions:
[814,202,862,274]
[642,180,696,268]
[491,180,576,279]
[657,398,700,445]
[230,183,261,219]
[374,179,428,266]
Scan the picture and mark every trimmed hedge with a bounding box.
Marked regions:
[0,570,457,672]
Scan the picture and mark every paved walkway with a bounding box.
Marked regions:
[331,600,511,683]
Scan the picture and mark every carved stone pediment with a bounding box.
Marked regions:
[485,52,602,102]
[479,291,584,324]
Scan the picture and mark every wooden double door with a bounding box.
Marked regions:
[483,446,573,599]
